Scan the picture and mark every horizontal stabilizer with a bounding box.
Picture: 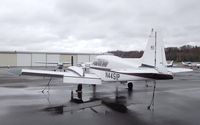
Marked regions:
[167,67,193,73]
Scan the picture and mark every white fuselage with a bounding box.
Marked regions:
[90,67,149,82]
[88,55,173,82]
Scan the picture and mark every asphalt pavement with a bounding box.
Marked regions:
[0,69,200,125]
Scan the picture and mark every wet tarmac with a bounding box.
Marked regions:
[0,69,200,125]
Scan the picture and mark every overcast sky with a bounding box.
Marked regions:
[0,0,200,52]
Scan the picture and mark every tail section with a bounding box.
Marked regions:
[141,29,167,72]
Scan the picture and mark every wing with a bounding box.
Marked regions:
[21,69,66,77]
[11,68,101,85]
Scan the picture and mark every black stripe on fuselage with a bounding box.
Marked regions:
[90,66,173,80]
[122,73,173,80]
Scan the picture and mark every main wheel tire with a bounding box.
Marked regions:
[77,84,82,91]
[128,82,133,91]
[77,84,83,100]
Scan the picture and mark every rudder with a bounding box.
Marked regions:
[141,29,167,72]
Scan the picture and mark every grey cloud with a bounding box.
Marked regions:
[0,0,200,52]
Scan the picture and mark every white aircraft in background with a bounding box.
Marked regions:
[15,29,192,110]
[36,61,71,70]
[167,60,174,67]
[182,61,200,69]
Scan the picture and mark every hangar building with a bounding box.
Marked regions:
[0,51,105,67]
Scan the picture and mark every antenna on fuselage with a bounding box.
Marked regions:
[154,30,157,68]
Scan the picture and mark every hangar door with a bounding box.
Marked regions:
[17,54,31,66]
[0,53,17,66]
[46,54,60,66]
[77,55,90,64]
[32,54,46,66]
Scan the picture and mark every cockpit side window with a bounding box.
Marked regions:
[93,59,108,67]
[102,60,108,67]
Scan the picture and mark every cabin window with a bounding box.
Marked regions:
[97,59,102,66]
[102,60,108,67]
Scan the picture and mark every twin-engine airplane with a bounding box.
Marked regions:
[16,29,192,109]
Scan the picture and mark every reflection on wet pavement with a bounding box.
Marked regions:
[0,71,200,125]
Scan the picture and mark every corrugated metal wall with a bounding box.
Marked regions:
[17,54,31,66]
[46,54,60,66]
[32,54,46,66]
[0,52,100,67]
[89,55,98,62]
[77,55,90,64]
[60,55,75,66]
[0,53,17,66]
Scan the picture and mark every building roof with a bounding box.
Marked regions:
[0,51,109,55]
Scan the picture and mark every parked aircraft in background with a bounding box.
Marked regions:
[167,60,174,67]
[182,61,200,69]
[13,29,192,110]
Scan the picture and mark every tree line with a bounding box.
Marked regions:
[109,45,200,62]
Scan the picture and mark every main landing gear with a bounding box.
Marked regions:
[127,82,133,91]
[76,84,83,100]
[70,84,98,103]
[71,84,83,103]
[42,77,52,93]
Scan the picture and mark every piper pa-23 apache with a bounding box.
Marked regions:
[16,29,192,110]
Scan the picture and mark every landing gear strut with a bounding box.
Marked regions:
[76,84,82,100]
[145,81,149,87]
[128,82,133,91]
[71,84,83,103]
[42,77,52,93]
[92,85,97,99]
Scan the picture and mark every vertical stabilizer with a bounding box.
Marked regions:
[141,29,156,68]
[141,29,167,72]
